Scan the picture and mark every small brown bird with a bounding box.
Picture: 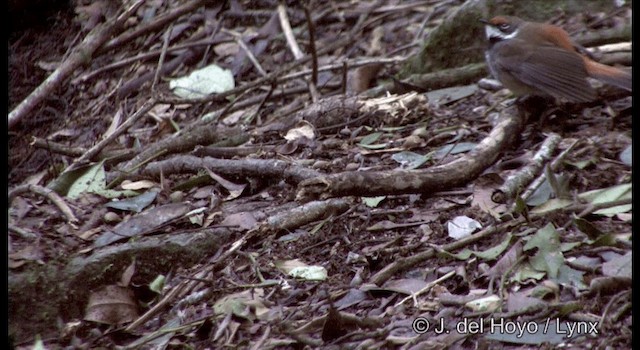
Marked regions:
[481,15,632,102]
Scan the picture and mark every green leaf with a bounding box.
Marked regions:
[555,302,582,316]
[530,250,564,279]
[593,204,632,216]
[439,248,473,260]
[32,335,45,350]
[573,218,603,240]
[359,132,383,146]
[579,183,631,204]
[524,223,560,251]
[440,234,512,261]
[66,160,132,199]
[565,159,595,170]
[391,151,431,169]
[590,233,618,247]
[511,262,546,283]
[47,163,95,195]
[380,126,406,132]
[530,198,572,215]
[553,264,587,290]
[560,241,581,252]
[474,234,513,260]
[514,195,529,216]
[524,223,565,279]
[359,143,389,150]
[434,142,477,158]
[149,275,166,294]
[362,196,386,207]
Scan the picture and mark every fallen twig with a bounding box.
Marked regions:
[8,1,144,129]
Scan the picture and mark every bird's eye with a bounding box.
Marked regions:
[499,23,510,31]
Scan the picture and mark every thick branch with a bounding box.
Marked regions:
[296,104,526,200]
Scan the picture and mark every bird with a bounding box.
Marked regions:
[480,15,632,102]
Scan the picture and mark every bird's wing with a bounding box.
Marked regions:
[494,43,596,102]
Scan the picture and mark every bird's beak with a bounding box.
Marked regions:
[479,18,490,25]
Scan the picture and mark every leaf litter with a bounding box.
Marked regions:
[8,1,632,348]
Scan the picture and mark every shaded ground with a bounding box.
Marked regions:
[8,1,631,349]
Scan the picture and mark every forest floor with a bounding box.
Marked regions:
[8,1,631,349]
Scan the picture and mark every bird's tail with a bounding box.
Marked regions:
[585,59,632,91]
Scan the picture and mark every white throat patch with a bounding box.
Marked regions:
[485,25,519,40]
